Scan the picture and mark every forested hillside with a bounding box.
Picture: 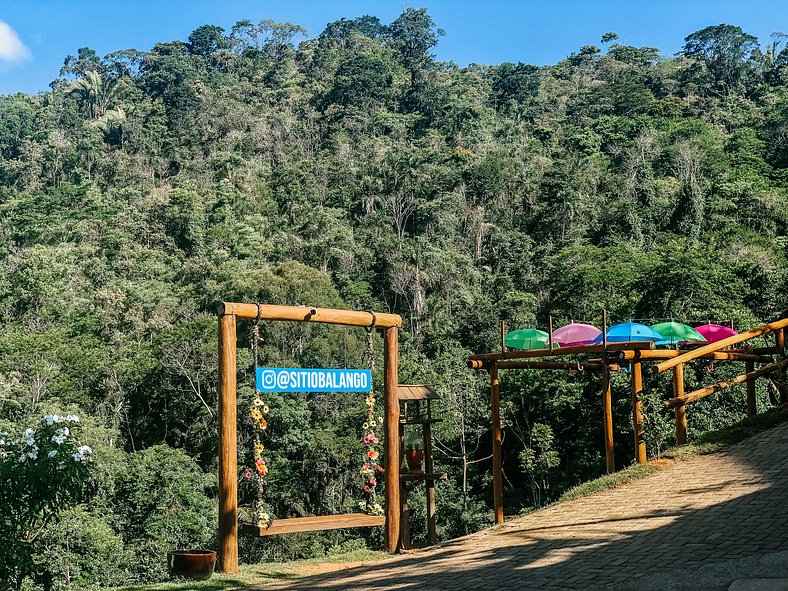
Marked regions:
[2,9,788,589]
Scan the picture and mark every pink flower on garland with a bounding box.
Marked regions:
[363,485,371,493]
[369,477,376,486]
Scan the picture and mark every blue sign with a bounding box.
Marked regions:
[256,367,372,393]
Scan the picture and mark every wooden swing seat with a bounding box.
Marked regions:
[241,513,385,537]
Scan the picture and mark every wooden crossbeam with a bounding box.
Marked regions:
[217,302,402,328]
[655,317,788,373]
[242,513,385,537]
[492,361,620,371]
[468,341,654,366]
[664,360,788,409]
[617,350,772,363]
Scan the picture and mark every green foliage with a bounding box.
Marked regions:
[111,446,215,570]
[682,24,759,96]
[0,416,93,590]
[39,508,129,591]
[518,423,560,506]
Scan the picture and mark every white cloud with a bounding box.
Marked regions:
[0,20,31,67]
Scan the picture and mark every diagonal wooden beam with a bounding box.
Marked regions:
[655,317,788,373]
[664,359,788,408]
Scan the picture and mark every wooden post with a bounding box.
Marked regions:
[548,315,554,352]
[631,361,646,464]
[673,363,687,445]
[745,360,757,417]
[384,327,401,553]
[423,421,437,545]
[500,320,506,353]
[777,329,787,405]
[489,363,504,524]
[602,365,615,473]
[218,312,238,573]
[602,310,608,349]
[398,481,410,550]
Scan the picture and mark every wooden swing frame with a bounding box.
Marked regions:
[217,302,403,574]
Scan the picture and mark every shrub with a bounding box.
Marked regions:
[0,415,93,590]
[110,445,216,581]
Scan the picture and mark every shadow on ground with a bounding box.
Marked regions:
[120,580,245,591]
[249,422,788,590]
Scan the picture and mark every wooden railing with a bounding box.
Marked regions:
[654,315,788,444]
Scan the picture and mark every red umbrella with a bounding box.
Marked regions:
[695,323,737,344]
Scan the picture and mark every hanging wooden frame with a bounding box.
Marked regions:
[216,302,402,574]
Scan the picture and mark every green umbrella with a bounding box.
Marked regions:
[504,328,559,351]
[651,321,707,346]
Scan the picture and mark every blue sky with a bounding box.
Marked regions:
[1,0,788,94]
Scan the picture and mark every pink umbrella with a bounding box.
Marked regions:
[553,323,602,347]
[695,323,737,344]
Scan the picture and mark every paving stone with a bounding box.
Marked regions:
[254,421,788,591]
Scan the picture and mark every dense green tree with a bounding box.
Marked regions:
[388,8,444,85]
[187,24,227,58]
[682,24,759,95]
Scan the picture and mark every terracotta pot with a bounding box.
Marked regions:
[406,448,424,473]
[167,549,216,580]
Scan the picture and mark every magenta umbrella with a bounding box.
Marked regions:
[695,323,737,344]
[553,323,602,347]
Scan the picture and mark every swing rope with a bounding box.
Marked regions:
[246,306,383,528]
[360,312,384,516]
[248,304,272,529]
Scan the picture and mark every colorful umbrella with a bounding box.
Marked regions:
[695,323,737,344]
[553,323,602,347]
[505,328,558,350]
[652,322,707,346]
[592,322,665,344]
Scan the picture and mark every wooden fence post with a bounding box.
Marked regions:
[218,311,238,573]
[423,421,437,545]
[489,363,504,524]
[631,361,646,464]
[602,366,615,473]
[746,360,757,417]
[673,363,687,445]
[777,329,787,405]
[384,327,401,552]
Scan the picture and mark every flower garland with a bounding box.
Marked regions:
[359,324,384,516]
[359,392,385,515]
[248,393,272,528]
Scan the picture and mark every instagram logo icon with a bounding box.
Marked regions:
[260,370,276,391]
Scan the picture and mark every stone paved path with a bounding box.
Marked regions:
[258,421,788,590]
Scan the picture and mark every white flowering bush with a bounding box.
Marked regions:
[0,414,93,590]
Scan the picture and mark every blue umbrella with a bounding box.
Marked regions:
[591,322,665,344]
